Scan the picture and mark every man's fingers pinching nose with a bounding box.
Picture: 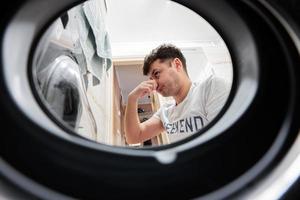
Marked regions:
[151,81,158,90]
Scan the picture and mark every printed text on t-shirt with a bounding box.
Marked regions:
[163,116,204,134]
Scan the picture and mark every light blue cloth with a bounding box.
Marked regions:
[83,0,112,60]
[74,0,112,81]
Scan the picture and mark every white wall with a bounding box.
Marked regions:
[106,0,223,58]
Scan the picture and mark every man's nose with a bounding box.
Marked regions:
[149,77,158,87]
[153,80,159,90]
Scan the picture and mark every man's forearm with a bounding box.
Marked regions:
[124,95,142,144]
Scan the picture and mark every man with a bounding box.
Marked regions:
[124,44,230,144]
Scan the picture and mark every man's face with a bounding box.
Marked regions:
[148,59,180,97]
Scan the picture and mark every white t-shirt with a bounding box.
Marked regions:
[153,74,230,143]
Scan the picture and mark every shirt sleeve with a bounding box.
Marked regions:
[204,75,230,121]
[152,107,162,120]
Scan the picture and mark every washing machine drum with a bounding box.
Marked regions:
[0,0,299,199]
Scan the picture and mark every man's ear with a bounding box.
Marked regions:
[174,58,183,71]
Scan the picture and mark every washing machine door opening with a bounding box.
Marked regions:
[29,0,235,149]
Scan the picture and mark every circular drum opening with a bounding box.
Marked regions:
[29,0,234,148]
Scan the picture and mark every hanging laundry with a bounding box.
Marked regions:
[71,0,112,82]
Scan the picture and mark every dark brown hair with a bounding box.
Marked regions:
[143,44,187,76]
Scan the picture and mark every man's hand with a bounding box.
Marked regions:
[128,80,158,100]
[125,80,164,144]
